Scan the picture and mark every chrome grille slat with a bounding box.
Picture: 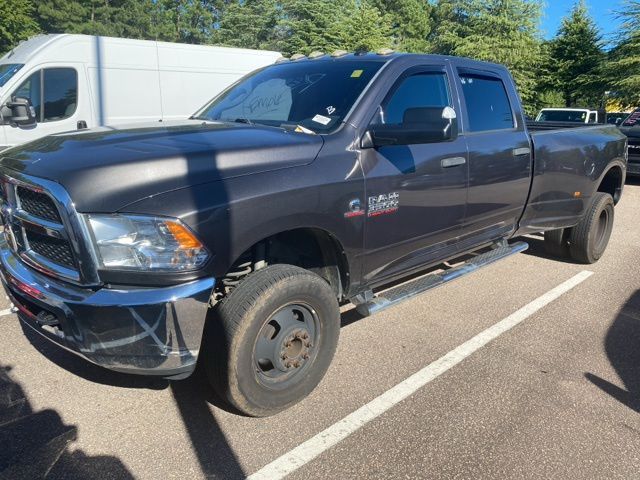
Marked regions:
[0,171,101,286]
[16,186,62,223]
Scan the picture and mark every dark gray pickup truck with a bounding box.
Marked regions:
[0,53,627,416]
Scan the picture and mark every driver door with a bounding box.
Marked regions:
[360,65,469,284]
[3,65,85,147]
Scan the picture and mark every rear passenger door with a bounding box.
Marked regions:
[456,68,532,245]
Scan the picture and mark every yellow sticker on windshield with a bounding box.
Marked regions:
[351,69,363,78]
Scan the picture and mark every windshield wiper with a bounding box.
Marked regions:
[232,117,254,125]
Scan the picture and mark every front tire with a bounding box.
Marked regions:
[204,264,340,417]
[569,192,615,264]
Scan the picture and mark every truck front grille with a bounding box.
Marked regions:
[0,173,95,283]
[16,186,62,223]
[25,230,76,269]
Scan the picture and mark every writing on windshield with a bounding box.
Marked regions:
[195,59,383,133]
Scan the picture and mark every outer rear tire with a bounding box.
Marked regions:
[569,192,615,264]
[203,264,340,417]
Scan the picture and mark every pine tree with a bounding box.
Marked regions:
[277,0,350,56]
[431,0,544,113]
[329,0,392,52]
[0,0,39,55]
[607,0,640,107]
[544,0,605,107]
[216,0,282,51]
[371,0,432,52]
[35,0,159,40]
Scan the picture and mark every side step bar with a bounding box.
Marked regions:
[355,241,529,317]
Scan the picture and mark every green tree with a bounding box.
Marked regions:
[544,0,605,107]
[276,0,350,56]
[153,0,220,44]
[329,0,392,52]
[35,0,159,40]
[431,0,544,113]
[607,0,640,107]
[371,0,432,52]
[0,0,40,55]
[216,0,282,51]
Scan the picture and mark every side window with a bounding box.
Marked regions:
[458,73,514,132]
[13,71,42,120]
[588,112,597,123]
[379,72,451,125]
[43,68,77,122]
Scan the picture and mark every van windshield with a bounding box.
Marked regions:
[537,110,588,122]
[0,64,23,87]
[194,60,383,133]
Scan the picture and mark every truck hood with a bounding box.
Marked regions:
[0,120,324,212]
[620,126,640,139]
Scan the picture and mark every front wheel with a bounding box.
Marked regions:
[204,264,340,417]
[569,192,615,264]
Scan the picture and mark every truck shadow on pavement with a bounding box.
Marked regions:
[585,289,640,413]
[0,364,133,479]
[17,304,371,479]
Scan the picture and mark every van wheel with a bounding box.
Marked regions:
[204,264,340,417]
[569,192,614,264]
[544,228,570,258]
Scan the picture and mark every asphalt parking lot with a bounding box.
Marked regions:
[1,180,640,480]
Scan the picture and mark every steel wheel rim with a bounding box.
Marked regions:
[253,302,320,389]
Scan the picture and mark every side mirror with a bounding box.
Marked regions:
[5,97,37,127]
[362,106,458,148]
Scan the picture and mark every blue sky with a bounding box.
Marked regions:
[541,0,624,43]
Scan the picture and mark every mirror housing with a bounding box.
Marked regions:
[362,106,458,148]
[5,97,37,126]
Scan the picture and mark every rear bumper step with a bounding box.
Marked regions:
[356,241,529,316]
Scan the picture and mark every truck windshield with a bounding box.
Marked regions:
[194,60,383,133]
[537,110,588,122]
[0,64,23,87]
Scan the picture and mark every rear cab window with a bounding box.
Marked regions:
[457,70,514,132]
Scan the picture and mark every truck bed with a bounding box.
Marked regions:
[517,124,628,233]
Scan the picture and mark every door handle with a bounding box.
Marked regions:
[77,120,87,130]
[513,147,531,156]
[441,157,466,168]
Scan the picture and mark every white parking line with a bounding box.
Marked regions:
[0,308,14,317]
[247,270,594,480]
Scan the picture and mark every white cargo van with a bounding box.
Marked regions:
[0,34,282,149]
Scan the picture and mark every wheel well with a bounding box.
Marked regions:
[598,166,623,204]
[220,228,349,300]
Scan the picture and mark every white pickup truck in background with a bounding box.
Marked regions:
[535,107,603,124]
[0,34,282,150]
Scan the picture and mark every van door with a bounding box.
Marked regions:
[2,65,88,147]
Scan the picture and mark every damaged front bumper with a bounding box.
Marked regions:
[0,241,214,379]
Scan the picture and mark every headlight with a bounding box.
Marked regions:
[84,214,209,272]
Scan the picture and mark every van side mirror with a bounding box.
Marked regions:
[5,97,37,127]
[362,106,458,148]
